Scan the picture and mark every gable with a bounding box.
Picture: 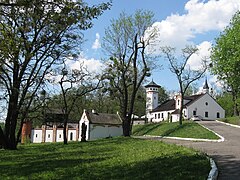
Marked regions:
[187,93,225,111]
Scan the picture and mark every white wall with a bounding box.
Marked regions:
[31,129,42,143]
[151,110,174,122]
[45,130,53,142]
[89,124,122,140]
[187,93,225,120]
[68,129,77,141]
[56,129,63,142]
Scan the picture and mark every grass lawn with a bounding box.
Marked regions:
[0,137,210,179]
[219,116,240,126]
[132,121,219,140]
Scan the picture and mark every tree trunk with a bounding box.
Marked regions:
[179,94,184,126]
[63,120,68,145]
[232,91,239,116]
[122,117,131,137]
[4,94,19,150]
[0,126,6,149]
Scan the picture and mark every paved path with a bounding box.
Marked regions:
[141,121,240,179]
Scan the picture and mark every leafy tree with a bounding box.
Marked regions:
[161,46,207,125]
[0,0,110,149]
[158,86,169,104]
[56,64,101,144]
[103,10,158,136]
[211,11,240,116]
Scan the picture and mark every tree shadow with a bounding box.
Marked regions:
[132,123,162,135]
[161,123,188,137]
[211,154,240,179]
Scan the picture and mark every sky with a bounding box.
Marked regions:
[59,0,240,92]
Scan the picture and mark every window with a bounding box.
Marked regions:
[70,132,73,141]
[217,112,220,118]
[178,100,180,105]
[158,113,160,119]
[48,134,50,138]
[205,112,208,118]
[161,113,164,118]
[59,134,61,138]
[205,102,208,106]
[36,134,38,138]
[193,110,196,116]
[155,114,157,119]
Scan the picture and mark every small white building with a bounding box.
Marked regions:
[146,80,225,122]
[79,110,123,141]
[23,110,123,143]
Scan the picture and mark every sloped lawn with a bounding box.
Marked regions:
[132,121,219,139]
[0,137,210,179]
[219,116,240,126]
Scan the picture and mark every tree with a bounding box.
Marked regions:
[211,11,240,116]
[56,63,101,144]
[0,0,110,149]
[158,86,169,104]
[161,46,207,125]
[103,10,158,136]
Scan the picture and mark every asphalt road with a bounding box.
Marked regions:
[159,121,240,180]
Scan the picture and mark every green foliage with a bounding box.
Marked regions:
[0,0,111,149]
[219,116,240,125]
[158,86,169,104]
[0,137,210,179]
[216,92,238,117]
[211,11,240,115]
[132,121,219,139]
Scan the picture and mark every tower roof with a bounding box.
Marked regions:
[145,80,161,88]
[203,79,209,90]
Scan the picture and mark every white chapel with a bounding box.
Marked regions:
[145,80,225,122]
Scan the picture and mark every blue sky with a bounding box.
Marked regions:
[73,0,240,92]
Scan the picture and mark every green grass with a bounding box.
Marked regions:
[219,116,240,125]
[0,137,210,179]
[132,121,219,140]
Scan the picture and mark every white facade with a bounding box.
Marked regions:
[79,111,123,141]
[29,111,123,143]
[186,93,225,120]
[56,129,64,142]
[31,129,42,143]
[45,130,53,142]
[149,93,225,123]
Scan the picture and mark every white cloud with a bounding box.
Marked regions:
[187,41,212,70]
[66,56,104,74]
[150,0,240,49]
[92,33,101,50]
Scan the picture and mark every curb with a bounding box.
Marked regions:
[208,158,218,180]
[197,122,225,142]
[142,134,224,142]
[216,120,240,128]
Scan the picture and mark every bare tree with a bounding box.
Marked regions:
[56,63,102,144]
[161,46,207,125]
[103,10,158,136]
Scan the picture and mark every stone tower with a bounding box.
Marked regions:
[145,80,161,121]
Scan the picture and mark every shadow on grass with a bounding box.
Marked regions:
[132,123,162,135]
[161,123,189,137]
[80,153,210,180]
